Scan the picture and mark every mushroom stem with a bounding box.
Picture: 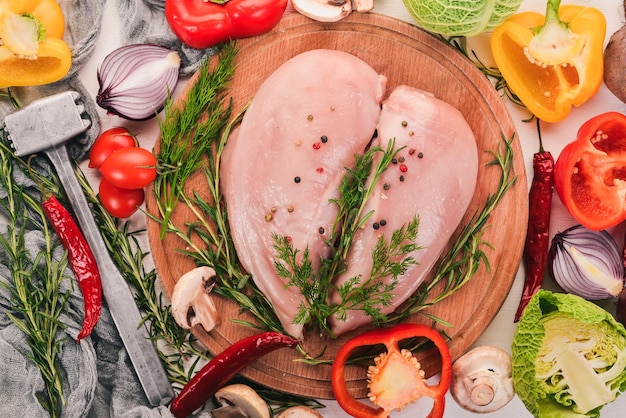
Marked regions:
[450,346,515,413]
[469,380,496,406]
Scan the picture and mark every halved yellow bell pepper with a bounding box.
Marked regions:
[0,0,72,88]
[491,0,606,123]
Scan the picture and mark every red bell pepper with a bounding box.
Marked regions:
[165,0,288,49]
[331,323,452,418]
[554,112,626,231]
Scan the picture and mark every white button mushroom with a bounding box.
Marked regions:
[170,266,220,332]
[291,0,353,22]
[450,345,515,413]
[276,405,324,417]
[212,384,270,418]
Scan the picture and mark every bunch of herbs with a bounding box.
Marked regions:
[0,138,68,417]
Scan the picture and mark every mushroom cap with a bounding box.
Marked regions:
[213,384,270,418]
[170,266,220,332]
[276,406,324,418]
[291,0,352,22]
[450,345,515,413]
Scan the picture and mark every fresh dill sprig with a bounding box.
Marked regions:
[154,42,237,239]
[390,133,518,321]
[153,105,285,333]
[0,140,68,418]
[271,140,420,335]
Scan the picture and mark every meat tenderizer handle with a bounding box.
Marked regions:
[45,144,174,406]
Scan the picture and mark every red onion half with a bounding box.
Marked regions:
[96,44,181,121]
[549,225,625,300]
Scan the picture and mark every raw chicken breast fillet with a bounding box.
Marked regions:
[220,49,387,338]
[329,85,479,335]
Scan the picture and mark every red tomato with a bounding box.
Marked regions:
[89,127,137,168]
[98,178,145,218]
[99,147,157,189]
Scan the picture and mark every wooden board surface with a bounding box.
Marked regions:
[146,12,528,400]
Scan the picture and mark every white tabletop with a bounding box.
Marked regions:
[76,1,626,416]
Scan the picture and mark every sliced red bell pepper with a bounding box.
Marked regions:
[554,112,626,231]
[331,323,452,418]
[165,0,288,49]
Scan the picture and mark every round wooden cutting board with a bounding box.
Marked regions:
[146,12,527,399]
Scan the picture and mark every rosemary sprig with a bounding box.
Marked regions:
[154,106,285,333]
[0,140,68,417]
[79,169,318,410]
[390,133,517,321]
[79,172,211,389]
[154,41,237,239]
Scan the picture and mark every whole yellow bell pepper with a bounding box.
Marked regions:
[0,0,72,88]
[491,0,605,123]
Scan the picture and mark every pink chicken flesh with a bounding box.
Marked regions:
[220,49,387,338]
[221,49,478,339]
[329,85,478,335]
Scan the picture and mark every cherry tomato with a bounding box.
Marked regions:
[98,178,145,218]
[89,127,137,169]
[99,147,157,189]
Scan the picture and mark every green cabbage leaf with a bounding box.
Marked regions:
[401,0,523,36]
[512,290,626,417]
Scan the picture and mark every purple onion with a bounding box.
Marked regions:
[549,224,625,300]
[96,44,180,121]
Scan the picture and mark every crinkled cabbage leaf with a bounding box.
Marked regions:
[402,0,523,36]
[513,290,626,417]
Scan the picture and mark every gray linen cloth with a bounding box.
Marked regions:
[0,1,212,416]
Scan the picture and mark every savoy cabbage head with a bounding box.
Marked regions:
[512,290,626,417]
[401,0,523,36]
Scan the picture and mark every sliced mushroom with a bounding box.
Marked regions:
[170,266,220,332]
[450,345,515,413]
[292,0,352,22]
[212,384,270,418]
[276,405,324,417]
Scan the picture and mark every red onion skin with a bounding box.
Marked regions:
[618,229,626,326]
[618,290,626,327]
[548,225,625,301]
[96,44,180,121]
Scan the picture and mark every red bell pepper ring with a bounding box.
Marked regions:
[165,0,288,49]
[555,112,626,231]
[331,323,452,418]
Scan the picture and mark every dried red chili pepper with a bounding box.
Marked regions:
[42,192,102,341]
[514,120,554,322]
[170,331,299,418]
[331,323,452,418]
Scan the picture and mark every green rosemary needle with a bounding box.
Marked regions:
[0,140,68,418]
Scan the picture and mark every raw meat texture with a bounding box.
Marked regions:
[220,49,387,338]
[328,85,479,335]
